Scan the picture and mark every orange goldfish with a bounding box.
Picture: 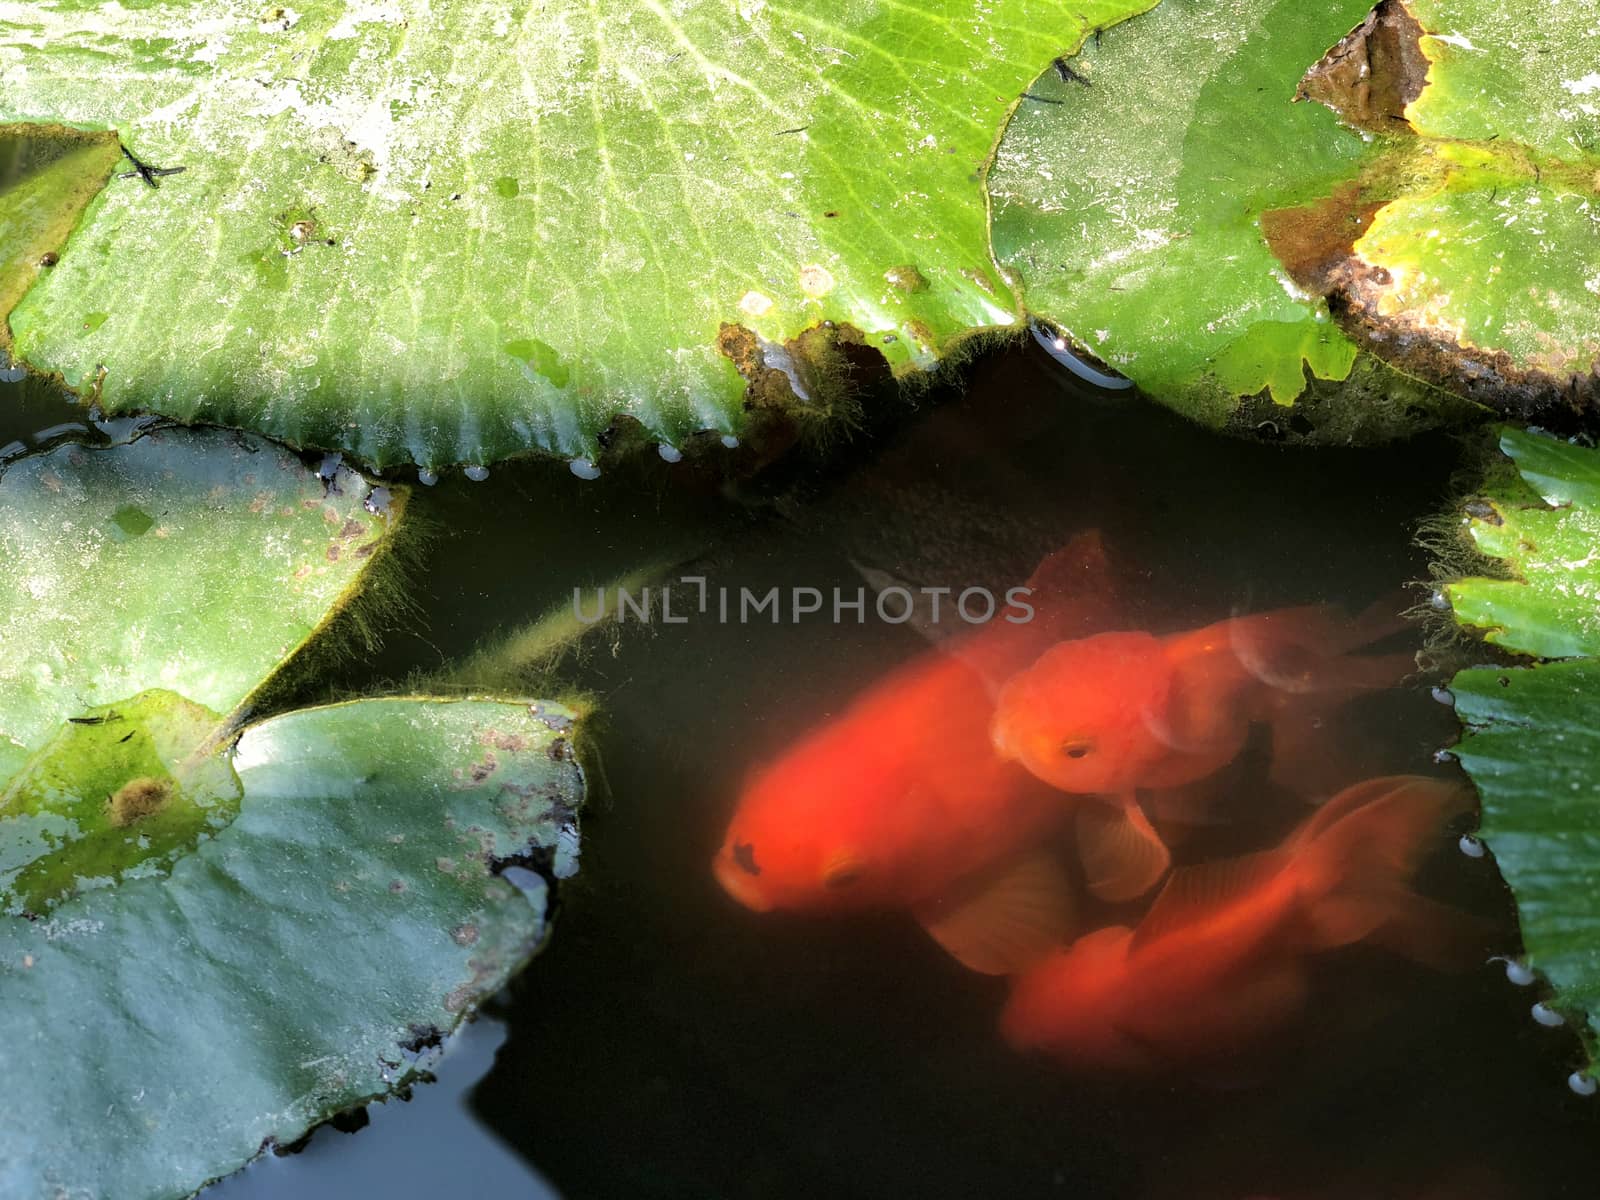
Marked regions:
[990,603,1414,898]
[999,775,1478,1074]
[712,532,1125,975]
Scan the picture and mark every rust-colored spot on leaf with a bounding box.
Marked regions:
[1261,182,1386,294]
[107,776,172,827]
[1296,0,1429,135]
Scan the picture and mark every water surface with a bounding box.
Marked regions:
[3,343,1597,1199]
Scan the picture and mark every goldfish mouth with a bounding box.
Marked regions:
[713,849,773,912]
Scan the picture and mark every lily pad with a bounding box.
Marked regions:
[1443,428,1600,1069]
[1455,661,1600,1061]
[0,695,583,1200]
[0,0,1152,468]
[0,426,397,778]
[988,0,1600,429]
[0,125,120,332]
[1445,428,1600,658]
[0,689,242,913]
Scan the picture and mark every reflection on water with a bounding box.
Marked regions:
[4,342,1599,1198]
[209,1016,557,1200]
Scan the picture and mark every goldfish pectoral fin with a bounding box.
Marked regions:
[1131,851,1283,952]
[915,851,1077,976]
[1077,801,1172,903]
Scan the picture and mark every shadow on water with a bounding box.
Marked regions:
[4,341,1598,1198]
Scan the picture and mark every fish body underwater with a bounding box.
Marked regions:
[712,532,1123,975]
[990,603,1416,899]
[999,775,1478,1074]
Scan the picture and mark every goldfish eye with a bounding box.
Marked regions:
[1060,738,1096,760]
[822,854,866,890]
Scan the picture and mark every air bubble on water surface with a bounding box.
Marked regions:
[33,422,85,442]
[1532,1003,1565,1027]
[365,486,392,516]
[1430,686,1454,705]
[94,412,158,442]
[657,444,682,463]
[463,465,490,482]
[569,457,601,481]
[1490,957,1536,987]
[1430,590,1450,611]
[721,434,739,449]
[1458,834,1484,858]
[1433,748,1457,764]
[1569,1072,1597,1097]
[0,360,25,384]
[317,452,343,481]
[1027,319,1134,391]
[498,864,548,909]
[416,468,439,486]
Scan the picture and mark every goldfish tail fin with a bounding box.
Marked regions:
[1365,892,1497,972]
[1077,798,1171,902]
[1293,775,1477,953]
[1344,592,1415,653]
[1228,599,1414,701]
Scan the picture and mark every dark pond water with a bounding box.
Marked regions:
[4,342,1600,1199]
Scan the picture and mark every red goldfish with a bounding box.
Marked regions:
[999,775,1477,1074]
[712,532,1124,975]
[991,604,1414,898]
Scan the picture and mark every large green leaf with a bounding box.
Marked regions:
[0,426,396,778]
[989,0,1600,427]
[0,125,120,332]
[1446,428,1600,658]
[0,0,1152,469]
[1455,661,1600,1064]
[1443,428,1600,1074]
[0,695,583,1200]
[1404,0,1600,157]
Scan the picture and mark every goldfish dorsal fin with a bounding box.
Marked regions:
[850,560,949,647]
[915,850,1078,976]
[1077,799,1172,902]
[1131,851,1285,952]
[1023,530,1110,596]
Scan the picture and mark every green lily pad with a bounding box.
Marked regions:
[988,0,1600,428]
[0,695,583,1200]
[0,689,242,914]
[1404,1,1600,158]
[1446,428,1600,658]
[0,424,586,1194]
[1443,428,1600,1070]
[0,426,397,777]
[0,125,120,336]
[1455,661,1600,1061]
[0,0,1152,468]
